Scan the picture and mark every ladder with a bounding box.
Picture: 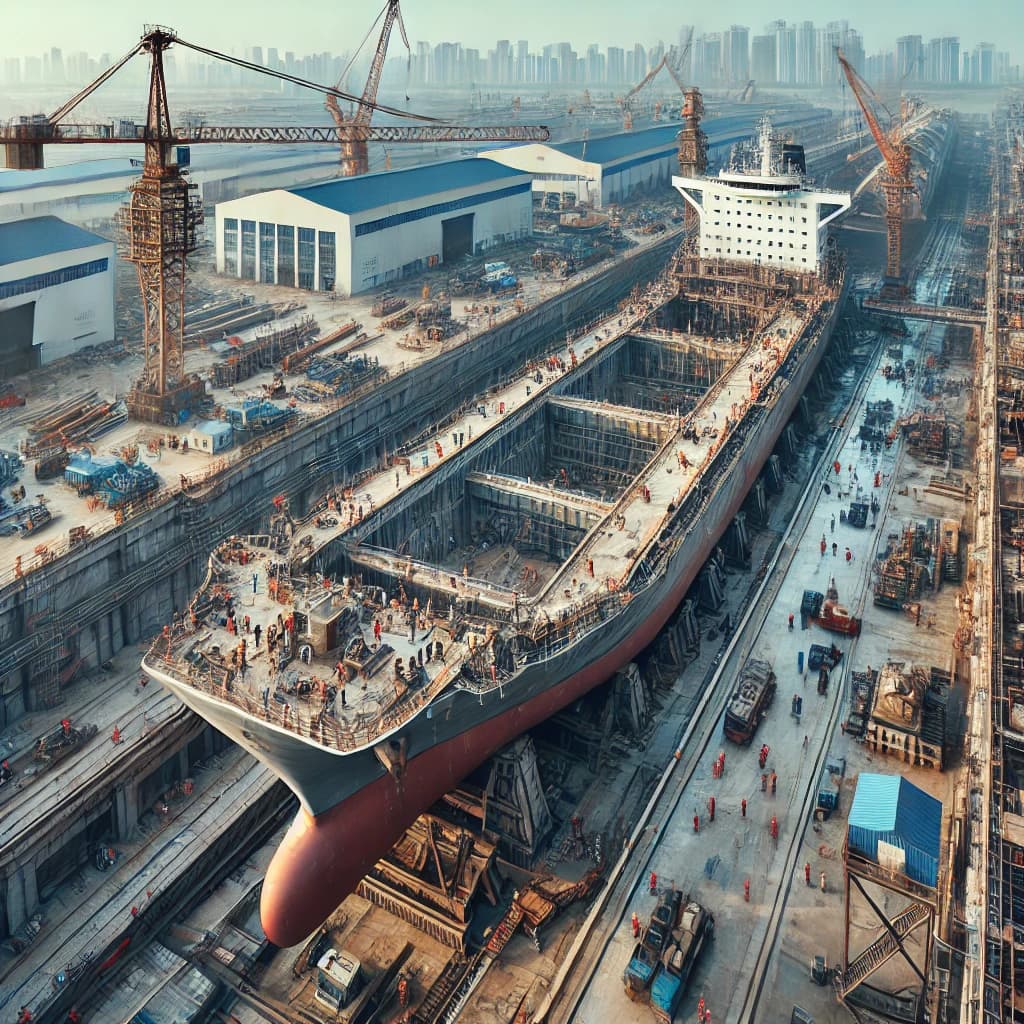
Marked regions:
[836,901,931,996]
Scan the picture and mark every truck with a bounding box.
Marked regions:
[624,890,682,1001]
[649,898,714,1023]
[723,659,776,744]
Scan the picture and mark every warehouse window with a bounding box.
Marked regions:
[0,258,109,301]
[240,220,257,280]
[223,218,238,276]
[318,231,336,291]
[298,228,315,289]
[259,223,275,284]
[277,225,295,288]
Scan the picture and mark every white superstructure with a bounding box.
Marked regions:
[673,117,851,274]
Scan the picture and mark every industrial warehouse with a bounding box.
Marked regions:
[480,123,685,208]
[0,6,1015,1024]
[0,216,115,376]
[214,158,533,295]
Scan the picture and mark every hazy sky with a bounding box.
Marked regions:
[2,0,1015,58]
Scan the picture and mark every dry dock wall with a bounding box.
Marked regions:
[0,234,680,725]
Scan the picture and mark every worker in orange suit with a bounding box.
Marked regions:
[397,975,409,1007]
[111,725,121,745]
[631,911,640,938]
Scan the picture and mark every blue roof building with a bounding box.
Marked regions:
[480,125,684,209]
[847,773,942,888]
[480,109,831,210]
[214,158,532,297]
[0,215,116,375]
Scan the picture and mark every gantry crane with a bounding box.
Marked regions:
[326,0,409,177]
[0,26,549,423]
[836,47,914,298]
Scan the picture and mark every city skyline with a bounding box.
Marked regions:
[0,0,1018,61]
[1,23,1016,93]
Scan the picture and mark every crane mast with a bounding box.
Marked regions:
[836,47,914,297]
[327,0,410,177]
[0,25,548,423]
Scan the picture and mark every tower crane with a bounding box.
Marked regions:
[326,0,409,177]
[835,47,914,298]
[0,26,549,423]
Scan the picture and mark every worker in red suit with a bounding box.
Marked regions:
[649,870,658,894]
[631,911,640,938]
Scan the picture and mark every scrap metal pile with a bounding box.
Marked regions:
[210,316,319,387]
[20,392,127,459]
[290,353,388,404]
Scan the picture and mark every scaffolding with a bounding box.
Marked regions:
[874,523,938,608]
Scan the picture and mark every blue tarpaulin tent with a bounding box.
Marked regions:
[847,773,941,888]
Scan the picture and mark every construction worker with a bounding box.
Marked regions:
[708,796,715,822]
[397,975,409,1007]
[111,725,121,745]
[693,813,700,833]
[819,536,826,557]
[1,759,12,784]
[770,770,777,795]
[697,995,706,1021]
[788,612,794,631]
[845,546,853,563]
[769,815,778,842]
[832,541,838,557]
[374,618,383,644]
[820,871,827,893]
[254,624,262,648]
[632,911,641,938]
[17,1006,32,1024]
[649,871,658,895]
[805,862,811,886]
[67,1009,82,1024]
[760,773,768,792]
[741,798,747,818]
[61,718,71,737]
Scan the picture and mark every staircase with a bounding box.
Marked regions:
[410,952,475,1024]
[836,902,931,997]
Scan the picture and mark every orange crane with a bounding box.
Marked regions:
[326,0,410,177]
[0,26,549,423]
[620,32,694,130]
[835,47,914,298]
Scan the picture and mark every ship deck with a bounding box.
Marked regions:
[151,270,828,756]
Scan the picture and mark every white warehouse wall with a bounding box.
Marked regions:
[0,240,116,365]
[214,174,532,298]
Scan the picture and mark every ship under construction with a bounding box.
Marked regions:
[143,116,853,946]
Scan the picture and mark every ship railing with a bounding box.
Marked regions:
[148,634,456,753]
[519,567,663,667]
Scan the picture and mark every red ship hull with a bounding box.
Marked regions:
[261,580,677,946]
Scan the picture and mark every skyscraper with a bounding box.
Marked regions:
[796,22,816,86]
[772,22,797,86]
[723,25,750,85]
[751,35,777,85]
[896,36,923,81]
